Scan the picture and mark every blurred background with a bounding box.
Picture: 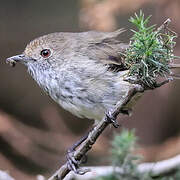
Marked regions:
[1,0,180,179]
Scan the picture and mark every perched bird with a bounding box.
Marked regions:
[6,29,180,174]
[6,29,139,125]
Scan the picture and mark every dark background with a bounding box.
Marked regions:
[1,0,180,179]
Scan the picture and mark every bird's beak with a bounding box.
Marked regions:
[6,54,35,67]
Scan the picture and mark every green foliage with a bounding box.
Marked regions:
[125,10,177,88]
[94,11,180,180]
[95,129,180,180]
[111,129,137,167]
[95,129,150,180]
[96,174,118,180]
[110,129,144,180]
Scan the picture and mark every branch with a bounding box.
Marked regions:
[157,18,171,32]
[48,83,144,180]
[0,170,15,180]
[61,154,180,180]
[1,154,180,180]
[138,154,180,176]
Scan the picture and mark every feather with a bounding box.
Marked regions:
[83,29,129,71]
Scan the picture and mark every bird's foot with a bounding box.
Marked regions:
[66,149,89,175]
[105,110,119,128]
[66,133,90,175]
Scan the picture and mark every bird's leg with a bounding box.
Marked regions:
[67,111,120,174]
[66,108,122,173]
[105,83,145,127]
[105,110,119,128]
[67,108,121,173]
[66,128,92,174]
[68,133,89,153]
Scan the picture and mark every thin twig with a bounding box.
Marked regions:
[0,170,15,180]
[157,18,171,32]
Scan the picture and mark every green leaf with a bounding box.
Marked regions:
[124,10,178,88]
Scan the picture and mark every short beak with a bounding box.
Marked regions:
[6,54,35,67]
[6,54,26,63]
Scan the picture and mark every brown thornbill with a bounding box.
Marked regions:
[6,30,138,123]
[6,29,179,174]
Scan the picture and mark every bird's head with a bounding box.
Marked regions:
[6,33,67,68]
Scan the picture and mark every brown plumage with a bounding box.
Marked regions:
[6,29,138,123]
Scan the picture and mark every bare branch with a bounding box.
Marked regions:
[62,154,180,180]
[138,154,180,176]
[0,170,15,180]
[157,18,171,32]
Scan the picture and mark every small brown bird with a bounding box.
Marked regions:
[6,29,139,124]
[6,29,180,173]
[6,29,143,173]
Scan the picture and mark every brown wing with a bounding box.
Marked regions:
[84,29,129,72]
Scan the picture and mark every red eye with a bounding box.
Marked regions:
[40,49,51,58]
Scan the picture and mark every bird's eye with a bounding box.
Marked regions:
[40,49,51,58]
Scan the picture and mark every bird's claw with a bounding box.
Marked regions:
[67,150,89,175]
[105,111,119,128]
[67,150,80,174]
